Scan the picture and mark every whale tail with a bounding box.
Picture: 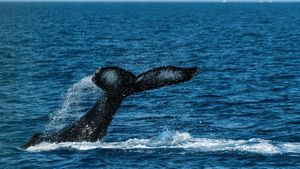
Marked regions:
[24,66,198,149]
[92,66,199,95]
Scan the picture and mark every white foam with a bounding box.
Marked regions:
[26,130,300,155]
[46,75,101,132]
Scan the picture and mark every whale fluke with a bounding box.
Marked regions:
[24,66,199,148]
[92,66,198,94]
[134,66,198,93]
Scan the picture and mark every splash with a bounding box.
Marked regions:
[45,75,101,132]
[27,130,300,155]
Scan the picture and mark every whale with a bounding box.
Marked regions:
[24,66,198,148]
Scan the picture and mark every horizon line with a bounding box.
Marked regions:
[1,0,300,2]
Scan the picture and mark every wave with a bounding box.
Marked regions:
[26,130,300,155]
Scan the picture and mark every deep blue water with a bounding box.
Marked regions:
[1,2,300,168]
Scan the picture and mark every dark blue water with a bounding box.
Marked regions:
[1,2,300,168]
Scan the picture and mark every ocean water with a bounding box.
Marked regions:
[0,2,300,168]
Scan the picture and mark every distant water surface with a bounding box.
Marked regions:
[0,2,300,168]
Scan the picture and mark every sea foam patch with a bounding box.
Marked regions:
[26,130,300,155]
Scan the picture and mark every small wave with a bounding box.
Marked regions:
[26,130,300,155]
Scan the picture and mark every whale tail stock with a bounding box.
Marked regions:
[92,65,199,95]
[24,66,198,149]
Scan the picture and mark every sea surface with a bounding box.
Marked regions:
[0,2,300,168]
